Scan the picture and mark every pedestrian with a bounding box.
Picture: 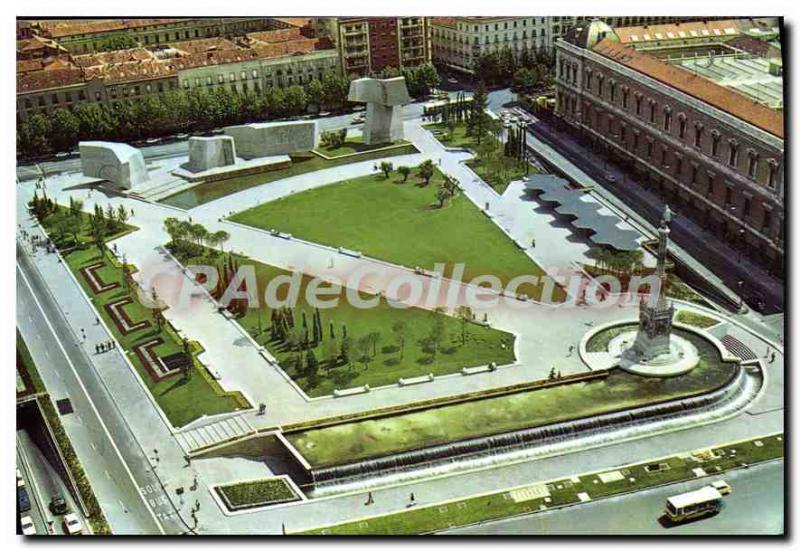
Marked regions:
[365,491,374,506]
[769,351,776,364]
[409,492,415,503]
[568,345,574,356]
[195,499,200,511]
[99,343,105,353]
[95,344,99,354]
[184,455,192,467]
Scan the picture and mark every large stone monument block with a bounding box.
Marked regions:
[187,136,236,172]
[79,141,149,190]
[348,76,411,145]
[223,121,318,159]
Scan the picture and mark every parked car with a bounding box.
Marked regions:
[49,495,68,515]
[20,515,36,535]
[18,485,31,513]
[63,513,83,535]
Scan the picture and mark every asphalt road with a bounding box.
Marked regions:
[16,248,177,535]
[523,116,784,314]
[17,429,84,535]
[446,459,784,536]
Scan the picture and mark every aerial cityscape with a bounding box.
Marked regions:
[15,14,784,537]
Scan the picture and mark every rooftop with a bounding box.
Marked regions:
[31,18,190,39]
[614,18,778,46]
[17,30,335,93]
[592,38,783,139]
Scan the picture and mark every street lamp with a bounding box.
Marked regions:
[737,280,745,311]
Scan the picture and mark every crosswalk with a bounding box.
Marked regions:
[174,414,254,454]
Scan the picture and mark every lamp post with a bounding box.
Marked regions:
[737,280,745,311]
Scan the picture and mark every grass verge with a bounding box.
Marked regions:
[298,433,783,535]
[159,144,419,209]
[216,478,300,511]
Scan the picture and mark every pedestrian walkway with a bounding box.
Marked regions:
[175,415,255,454]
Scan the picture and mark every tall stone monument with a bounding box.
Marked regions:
[348,76,411,145]
[224,121,318,159]
[632,205,674,360]
[187,136,236,172]
[79,141,149,190]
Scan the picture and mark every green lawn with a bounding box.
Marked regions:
[160,144,419,209]
[675,310,720,329]
[286,328,737,468]
[315,137,410,158]
[216,478,300,510]
[427,122,535,194]
[37,207,248,428]
[171,246,516,398]
[299,434,783,535]
[230,169,561,302]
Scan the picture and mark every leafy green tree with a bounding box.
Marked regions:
[306,79,324,111]
[397,165,411,182]
[379,161,394,178]
[392,320,406,360]
[17,113,51,158]
[418,159,434,185]
[49,109,80,152]
[284,85,308,116]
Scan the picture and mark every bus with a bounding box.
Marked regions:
[665,486,723,522]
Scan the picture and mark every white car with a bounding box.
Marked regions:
[63,513,83,535]
[21,515,36,535]
[711,480,732,496]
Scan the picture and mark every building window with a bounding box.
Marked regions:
[725,186,733,206]
[711,131,720,157]
[743,196,751,218]
[727,139,739,167]
[648,100,656,123]
[622,88,629,109]
[694,122,703,147]
[747,150,759,178]
[635,94,642,116]
[767,160,779,189]
[663,108,671,131]
[763,209,772,232]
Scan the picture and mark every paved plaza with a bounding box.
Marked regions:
[16,96,784,535]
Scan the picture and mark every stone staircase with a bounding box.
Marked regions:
[720,334,757,362]
[175,414,255,454]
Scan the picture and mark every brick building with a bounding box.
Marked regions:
[554,19,784,275]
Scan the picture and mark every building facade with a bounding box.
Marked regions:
[322,17,430,77]
[16,28,338,119]
[430,16,726,74]
[554,21,784,275]
[24,18,276,54]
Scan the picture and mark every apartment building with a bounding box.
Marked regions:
[320,17,430,76]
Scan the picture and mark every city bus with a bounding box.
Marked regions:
[665,485,723,522]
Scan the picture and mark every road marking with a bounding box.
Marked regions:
[17,264,166,535]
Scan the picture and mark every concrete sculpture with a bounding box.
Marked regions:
[348,76,411,144]
[79,141,149,189]
[223,121,318,159]
[187,136,236,172]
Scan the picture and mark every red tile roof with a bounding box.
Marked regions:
[592,38,783,139]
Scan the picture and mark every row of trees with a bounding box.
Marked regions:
[18,62,441,159]
[163,217,230,257]
[471,45,555,92]
[17,72,353,158]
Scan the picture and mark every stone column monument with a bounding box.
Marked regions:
[632,205,675,360]
[348,76,411,145]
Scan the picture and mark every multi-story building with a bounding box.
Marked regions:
[554,19,784,275]
[21,18,275,54]
[320,17,430,76]
[16,27,338,119]
[430,16,729,74]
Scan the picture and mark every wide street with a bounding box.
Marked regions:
[15,88,784,534]
[447,459,784,535]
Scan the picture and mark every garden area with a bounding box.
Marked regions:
[675,310,720,329]
[165,228,516,398]
[314,129,411,159]
[215,478,300,511]
[158,141,419,210]
[230,165,561,302]
[286,328,738,468]
[427,121,533,194]
[301,433,783,534]
[34,199,248,427]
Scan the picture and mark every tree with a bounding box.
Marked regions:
[212,230,230,253]
[356,335,372,370]
[379,161,394,179]
[17,113,51,158]
[427,310,446,359]
[284,85,308,116]
[392,320,407,360]
[305,349,319,383]
[49,109,80,153]
[306,79,325,111]
[340,334,351,367]
[397,166,411,182]
[436,187,449,208]
[470,82,491,145]
[116,205,129,227]
[454,305,474,344]
[418,159,434,185]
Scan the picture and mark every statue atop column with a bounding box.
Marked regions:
[631,204,674,360]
